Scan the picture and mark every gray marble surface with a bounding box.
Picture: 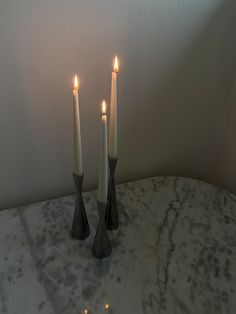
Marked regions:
[0,176,235,314]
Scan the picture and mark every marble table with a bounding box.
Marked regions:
[0,176,235,314]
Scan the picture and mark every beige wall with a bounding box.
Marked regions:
[0,0,235,210]
[212,74,236,194]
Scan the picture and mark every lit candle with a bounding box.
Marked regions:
[72,75,83,175]
[108,56,119,158]
[98,100,108,203]
[104,304,110,311]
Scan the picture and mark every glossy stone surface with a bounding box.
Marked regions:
[0,177,235,314]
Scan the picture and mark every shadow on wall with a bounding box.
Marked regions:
[119,0,236,189]
[214,53,236,193]
[0,54,38,204]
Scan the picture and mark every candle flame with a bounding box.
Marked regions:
[104,304,110,310]
[113,56,119,73]
[74,75,79,90]
[84,309,88,314]
[102,100,107,115]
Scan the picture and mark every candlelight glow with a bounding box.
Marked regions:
[104,303,110,310]
[102,100,107,115]
[84,309,88,314]
[113,56,119,73]
[74,75,79,90]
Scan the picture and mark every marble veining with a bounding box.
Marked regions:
[0,176,235,314]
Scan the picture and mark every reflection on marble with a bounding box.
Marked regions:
[0,177,235,314]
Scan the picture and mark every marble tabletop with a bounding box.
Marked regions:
[0,176,235,314]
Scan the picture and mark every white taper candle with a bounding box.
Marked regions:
[98,100,108,203]
[73,75,83,175]
[108,56,119,158]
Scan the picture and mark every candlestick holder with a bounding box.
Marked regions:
[71,173,90,240]
[106,157,119,230]
[92,201,112,258]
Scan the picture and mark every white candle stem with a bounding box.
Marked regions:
[98,114,108,203]
[109,71,117,159]
[73,89,83,176]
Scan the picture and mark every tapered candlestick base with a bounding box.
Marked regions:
[106,157,119,230]
[71,174,90,240]
[92,201,112,259]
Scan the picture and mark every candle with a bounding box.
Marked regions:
[98,100,108,203]
[104,304,110,311]
[108,56,119,158]
[72,75,83,175]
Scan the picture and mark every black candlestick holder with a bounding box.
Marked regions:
[71,173,90,240]
[92,201,112,258]
[106,157,119,230]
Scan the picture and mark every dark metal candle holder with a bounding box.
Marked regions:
[106,157,119,230]
[71,173,90,240]
[92,201,112,259]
